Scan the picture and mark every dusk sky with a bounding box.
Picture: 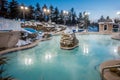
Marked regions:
[11,0,120,21]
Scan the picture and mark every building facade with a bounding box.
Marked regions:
[99,22,113,33]
[99,22,119,33]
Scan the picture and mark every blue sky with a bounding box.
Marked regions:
[10,0,120,21]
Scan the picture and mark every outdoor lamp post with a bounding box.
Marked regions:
[63,10,68,25]
[20,6,28,27]
[20,6,28,20]
[84,12,90,32]
[43,8,51,22]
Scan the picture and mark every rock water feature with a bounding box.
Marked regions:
[60,28,79,50]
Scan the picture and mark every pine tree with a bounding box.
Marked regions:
[72,12,77,25]
[77,12,85,29]
[58,10,64,24]
[42,4,47,10]
[49,5,54,22]
[83,11,90,29]
[106,16,110,20]
[78,12,82,20]
[98,15,105,22]
[0,0,8,17]
[67,11,72,25]
[69,8,77,25]
[77,12,83,24]
[8,0,19,19]
[106,16,112,22]
[53,7,59,24]
[27,5,35,20]
[35,3,42,21]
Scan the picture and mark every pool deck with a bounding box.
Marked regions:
[0,37,53,55]
[111,33,120,40]
[118,46,120,53]
[0,39,41,55]
[77,32,119,35]
[100,60,120,80]
[52,31,119,35]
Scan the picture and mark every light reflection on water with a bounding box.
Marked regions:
[4,35,120,80]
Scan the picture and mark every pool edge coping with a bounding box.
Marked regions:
[0,39,41,55]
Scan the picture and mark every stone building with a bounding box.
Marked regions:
[98,22,113,33]
[98,16,119,33]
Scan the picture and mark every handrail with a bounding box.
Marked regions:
[101,65,120,80]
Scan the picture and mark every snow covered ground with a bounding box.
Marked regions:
[0,18,22,31]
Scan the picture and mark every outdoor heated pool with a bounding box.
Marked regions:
[3,35,120,80]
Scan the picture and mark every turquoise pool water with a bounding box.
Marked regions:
[4,35,120,80]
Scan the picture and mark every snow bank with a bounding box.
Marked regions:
[64,28,73,34]
[0,18,21,31]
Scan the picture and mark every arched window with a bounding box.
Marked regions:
[104,25,107,30]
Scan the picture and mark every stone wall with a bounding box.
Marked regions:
[0,31,20,49]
